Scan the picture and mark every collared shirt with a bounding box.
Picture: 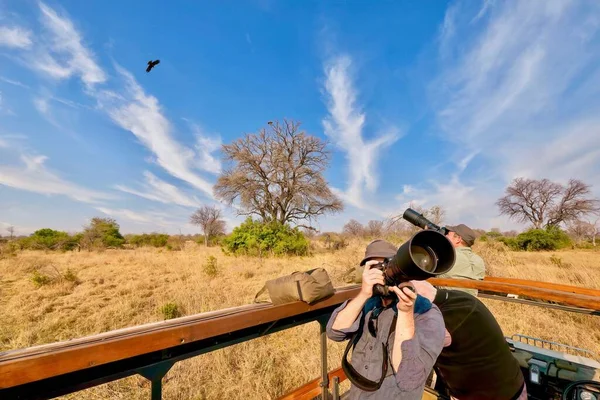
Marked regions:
[326,300,445,399]
[438,247,485,296]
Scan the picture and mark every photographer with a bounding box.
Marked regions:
[411,280,526,400]
[326,240,446,399]
[437,224,485,296]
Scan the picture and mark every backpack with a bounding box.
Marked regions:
[253,268,335,305]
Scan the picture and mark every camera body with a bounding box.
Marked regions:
[370,209,456,297]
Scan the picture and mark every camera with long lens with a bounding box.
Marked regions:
[371,209,456,297]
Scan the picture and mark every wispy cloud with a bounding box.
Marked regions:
[102,66,215,197]
[0,76,30,89]
[407,0,600,229]
[95,207,164,225]
[322,55,400,209]
[31,2,106,86]
[0,26,32,48]
[115,171,202,208]
[0,151,113,204]
[191,123,222,174]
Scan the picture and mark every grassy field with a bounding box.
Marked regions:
[1,240,599,399]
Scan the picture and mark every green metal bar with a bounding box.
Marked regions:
[138,361,174,400]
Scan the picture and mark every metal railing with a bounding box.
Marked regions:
[1,278,599,400]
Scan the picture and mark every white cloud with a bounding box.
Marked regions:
[102,66,215,198]
[0,26,32,48]
[0,152,113,204]
[0,76,30,89]
[192,124,222,174]
[30,2,106,86]
[115,171,202,208]
[322,55,400,209]
[95,207,159,225]
[413,0,600,229]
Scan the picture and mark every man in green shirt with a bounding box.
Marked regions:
[438,224,485,296]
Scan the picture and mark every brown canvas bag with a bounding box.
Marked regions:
[254,268,334,305]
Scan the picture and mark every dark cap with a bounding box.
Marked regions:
[446,224,477,247]
[360,239,397,266]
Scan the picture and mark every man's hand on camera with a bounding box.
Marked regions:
[359,260,385,298]
[409,280,437,302]
[389,285,416,313]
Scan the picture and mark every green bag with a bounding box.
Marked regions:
[254,268,334,305]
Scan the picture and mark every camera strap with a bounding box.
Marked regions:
[342,314,397,392]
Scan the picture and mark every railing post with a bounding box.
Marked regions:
[318,317,329,400]
[138,360,175,400]
[332,376,340,400]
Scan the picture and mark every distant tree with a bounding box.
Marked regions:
[214,119,343,229]
[390,204,447,234]
[190,205,226,247]
[502,230,519,238]
[589,215,600,247]
[342,219,365,237]
[28,228,77,251]
[497,178,599,229]
[81,217,125,250]
[428,205,446,226]
[566,220,594,245]
[6,226,14,239]
[366,220,384,237]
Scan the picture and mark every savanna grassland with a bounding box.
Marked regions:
[1,241,599,399]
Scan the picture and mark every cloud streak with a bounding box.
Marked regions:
[115,171,202,208]
[0,26,32,48]
[403,0,600,230]
[322,55,400,209]
[30,2,106,86]
[0,152,113,204]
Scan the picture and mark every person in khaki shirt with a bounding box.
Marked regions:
[438,224,485,296]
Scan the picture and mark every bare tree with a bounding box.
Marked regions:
[214,119,343,228]
[190,206,226,247]
[586,214,600,247]
[497,178,599,228]
[6,226,15,239]
[566,220,594,245]
[342,219,365,237]
[428,205,446,226]
[366,220,384,237]
[389,203,447,235]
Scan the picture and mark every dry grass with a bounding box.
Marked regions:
[1,241,599,399]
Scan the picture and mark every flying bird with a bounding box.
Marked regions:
[146,59,160,73]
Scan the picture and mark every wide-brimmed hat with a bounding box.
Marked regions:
[446,224,477,247]
[359,239,397,266]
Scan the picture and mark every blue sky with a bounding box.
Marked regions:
[1,0,600,235]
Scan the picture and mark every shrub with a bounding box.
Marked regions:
[80,218,125,250]
[203,256,219,277]
[27,229,78,251]
[31,271,52,287]
[509,226,572,251]
[62,269,80,284]
[127,233,170,248]
[222,218,309,257]
[160,302,181,320]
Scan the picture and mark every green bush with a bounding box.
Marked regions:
[31,271,52,287]
[81,218,125,250]
[509,226,572,251]
[222,218,309,257]
[203,256,219,277]
[62,268,80,284]
[27,229,78,251]
[127,233,170,248]
[160,302,181,320]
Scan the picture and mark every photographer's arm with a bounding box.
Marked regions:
[327,262,384,336]
[389,286,445,391]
